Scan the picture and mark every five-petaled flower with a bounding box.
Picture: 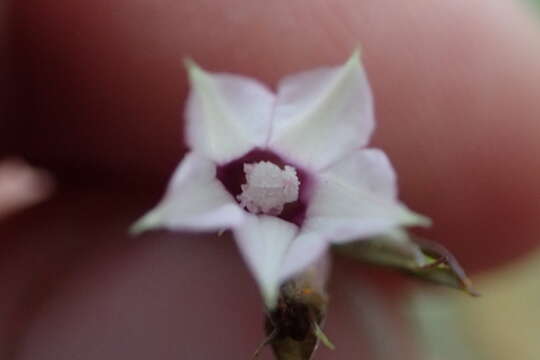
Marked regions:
[133,52,429,308]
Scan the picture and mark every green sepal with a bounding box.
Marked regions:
[334,232,478,296]
[312,321,335,350]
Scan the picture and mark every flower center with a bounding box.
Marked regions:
[237,161,300,215]
[216,149,310,226]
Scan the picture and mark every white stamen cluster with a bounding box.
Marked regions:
[237,161,300,215]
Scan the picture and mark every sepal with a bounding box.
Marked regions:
[334,231,478,296]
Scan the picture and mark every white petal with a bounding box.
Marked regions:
[278,232,329,284]
[132,152,245,233]
[268,52,374,170]
[233,215,298,308]
[304,152,430,243]
[325,148,398,200]
[185,61,275,164]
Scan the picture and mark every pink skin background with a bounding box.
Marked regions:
[3,0,540,359]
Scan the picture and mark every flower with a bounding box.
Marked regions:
[132,52,429,308]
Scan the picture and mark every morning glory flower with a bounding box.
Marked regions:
[133,52,429,308]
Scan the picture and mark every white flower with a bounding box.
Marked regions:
[133,52,429,308]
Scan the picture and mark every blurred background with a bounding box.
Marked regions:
[3,0,540,359]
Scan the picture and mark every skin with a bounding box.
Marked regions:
[3,0,540,358]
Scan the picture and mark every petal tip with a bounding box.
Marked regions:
[407,212,432,228]
[184,58,207,83]
[262,281,285,310]
[345,48,363,68]
[183,57,198,72]
[348,49,361,62]
[264,290,279,310]
[129,211,160,236]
